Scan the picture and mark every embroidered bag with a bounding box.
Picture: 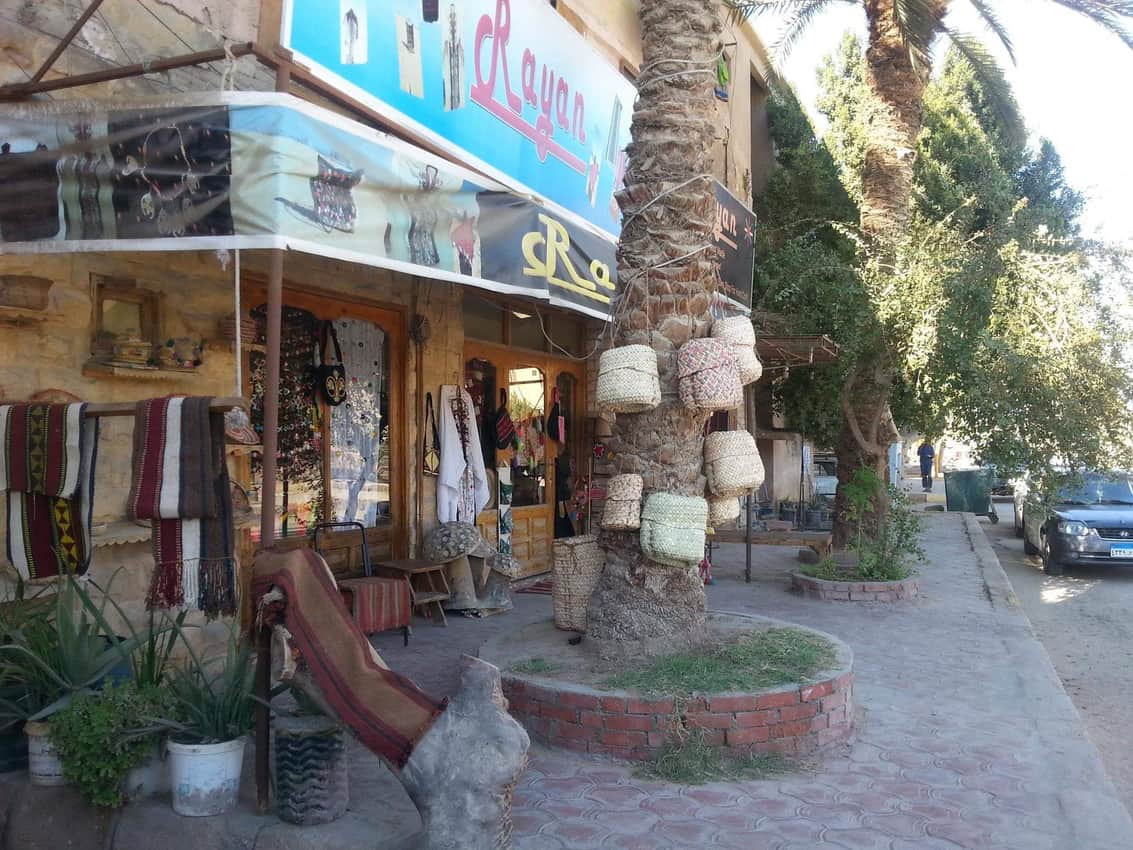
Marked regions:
[309,154,363,233]
[495,389,516,450]
[313,320,348,407]
[423,392,441,476]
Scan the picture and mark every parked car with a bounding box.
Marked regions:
[1014,471,1133,576]
[811,454,837,505]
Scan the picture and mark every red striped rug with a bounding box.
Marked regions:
[515,580,553,595]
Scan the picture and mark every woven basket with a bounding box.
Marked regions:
[704,430,765,497]
[677,338,743,413]
[639,493,708,567]
[711,317,762,385]
[606,474,643,502]
[601,498,641,531]
[596,345,661,413]
[708,496,741,528]
[552,535,605,631]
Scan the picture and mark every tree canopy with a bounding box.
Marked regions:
[755,35,1133,488]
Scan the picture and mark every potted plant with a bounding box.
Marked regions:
[779,499,797,524]
[157,630,254,817]
[0,576,141,785]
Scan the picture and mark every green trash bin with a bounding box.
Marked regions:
[943,469,998,523]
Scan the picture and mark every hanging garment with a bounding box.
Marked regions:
[437,385,489,523]
[126,396,236,619]
[0,403,98,580]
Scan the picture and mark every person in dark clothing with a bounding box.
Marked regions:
[918,440,936,492]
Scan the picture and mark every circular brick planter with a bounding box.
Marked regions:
[792,572,918,602]
[480,614,854,762]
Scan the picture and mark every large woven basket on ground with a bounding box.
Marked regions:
[552,535,605,631]
[596,345,661,413]
[601,474,644,531]
[711,316,762,385]
[639,493,708,567]
[704,430,765,497]
[708,496,741,528]
[677,338,743,413]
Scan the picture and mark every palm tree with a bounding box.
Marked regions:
[584,0,726,663]
[731,0,1133,545]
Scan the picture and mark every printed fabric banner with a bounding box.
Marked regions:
[283,0,636,238]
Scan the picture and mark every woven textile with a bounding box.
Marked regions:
[704,430,765,497]
[606,474,643,501]
[677,339,742,412]
[708,496,741,528]
[711,317,762,385]
[639,493,707,567]
[254,548,445,768]
[596,345,661,414]
[0,403,98,580]
[339,576,411,636]
[127,397,236,619]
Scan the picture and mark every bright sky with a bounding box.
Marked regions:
[758,0,1133,244]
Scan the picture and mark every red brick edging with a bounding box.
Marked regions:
[491,617,855,762]
[791,572,919,602]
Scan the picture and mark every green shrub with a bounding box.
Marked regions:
[50,683,168,808]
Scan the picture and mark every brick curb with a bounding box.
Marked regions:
[790,571,919,602]
[961,511,1021,610]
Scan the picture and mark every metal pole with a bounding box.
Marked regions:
[28,0,107,83]
[745,489,752,584]
[234,249,242,395]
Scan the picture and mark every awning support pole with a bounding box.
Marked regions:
[28,0,107,83]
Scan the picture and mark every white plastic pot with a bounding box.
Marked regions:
[168,738,246,817]
[123,742,170,800]
[25,721,65,786]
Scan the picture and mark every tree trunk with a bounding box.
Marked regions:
[832,363,893,549]
[585,0,724,665]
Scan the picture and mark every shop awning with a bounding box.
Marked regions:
[0,91,756,320]
[757,335,840,367]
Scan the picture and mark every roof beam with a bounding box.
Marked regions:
[28,0,108,83]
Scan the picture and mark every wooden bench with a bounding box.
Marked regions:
[710,528,833,558]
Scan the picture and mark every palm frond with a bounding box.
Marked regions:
[1045,0,1133,50]
[941,28,1026,144]
[966,0,1017,63]
[892,0,945,71]
[774,0,857,60]
[725,0,830,25]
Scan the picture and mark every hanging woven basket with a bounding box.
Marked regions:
[639,493,708,568]
[552,535,605,631]
[708,495,741,528]
[677,338,743,413]
[596,345,661,414]
[704,430,765,498]
[711,316,762,385]
[601,473,644,531]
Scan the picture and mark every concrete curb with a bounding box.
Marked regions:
[961,511,1021,611]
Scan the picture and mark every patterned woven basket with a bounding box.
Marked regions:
[552,535,605,631]
[601,498,641,531]
[596,345,661,413]
[708,496,741,528]
[639,493,708,567]
[711,317,762,385]
[606,474,644,501]
[677,338,743,413]
[704,430,765,497]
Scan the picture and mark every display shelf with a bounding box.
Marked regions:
[82,360,201,380]
[91,520,151,547]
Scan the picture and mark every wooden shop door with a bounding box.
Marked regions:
[466,342,584,579]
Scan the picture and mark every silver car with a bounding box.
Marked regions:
[1014,472,1133,576]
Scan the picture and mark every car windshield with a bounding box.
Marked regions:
[1057,475,1133,505]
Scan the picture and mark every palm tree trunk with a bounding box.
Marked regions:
[585,0,724,664]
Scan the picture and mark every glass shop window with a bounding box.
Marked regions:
[509,366,547,507]
[463,295,504,343]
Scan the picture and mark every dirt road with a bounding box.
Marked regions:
[985,499,1133,814]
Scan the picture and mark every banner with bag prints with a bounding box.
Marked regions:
[0,93,621,321]
[282,0,636,238]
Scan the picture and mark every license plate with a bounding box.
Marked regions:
[1111,544,1133,558]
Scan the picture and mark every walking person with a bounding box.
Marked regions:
[918,439,936,492]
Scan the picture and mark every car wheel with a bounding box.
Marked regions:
[1042,534,1064,576]
[1023,522,1039,555]
[1013,504,1024,538]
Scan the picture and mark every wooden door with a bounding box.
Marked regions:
[466,342,585,579]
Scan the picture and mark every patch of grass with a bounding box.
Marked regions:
[635,731,794,785]
[602,628,837,695]
[511,657,558,675]
[801,556,911,583]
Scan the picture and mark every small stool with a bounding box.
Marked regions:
[374,559,451,626]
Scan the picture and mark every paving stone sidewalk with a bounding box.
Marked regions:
[377,512,1133,849]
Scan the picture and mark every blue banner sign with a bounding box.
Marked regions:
[283,0,637,238]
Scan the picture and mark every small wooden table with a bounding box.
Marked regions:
[374,559,451,626]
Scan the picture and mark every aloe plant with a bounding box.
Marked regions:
[157,624,254,745]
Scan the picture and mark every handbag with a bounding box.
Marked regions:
[313,320,347,406]
[495,389,516,450]
[423,392,441,476]
[547,387,566,443]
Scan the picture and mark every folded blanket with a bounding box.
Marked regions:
[0,403,98,580]
[127,396,236,619]
[253,547,446,768]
